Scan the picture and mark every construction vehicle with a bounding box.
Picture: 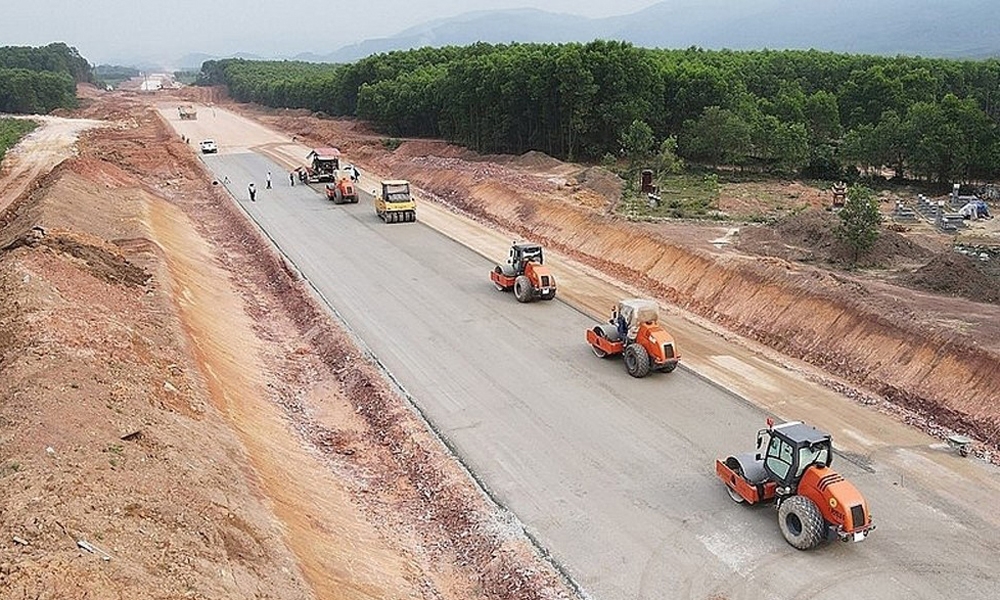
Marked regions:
[324,170,358,204]
[375,180,416,223]
[490,242,556,302]
[716,419,875,550]
[178,105,197,120]
[300,148,342,183]
[586,299,679,377]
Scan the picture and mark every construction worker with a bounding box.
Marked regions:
[266,172,272,189]
[248,182,256,202]
[975,199,992,219]
[611,305,627,341]
[351,165,360,182]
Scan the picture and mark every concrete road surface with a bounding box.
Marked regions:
[165,106,1000,600]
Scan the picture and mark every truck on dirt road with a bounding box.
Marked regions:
[300,148,342,183]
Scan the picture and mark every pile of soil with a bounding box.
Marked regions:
[902,252,1000,304]
[738,208,933,267]
[575,167,623,209]
[737,206,1000,305]
[393,139,468,159]
[511,150,565,171]
[408,155,559,197]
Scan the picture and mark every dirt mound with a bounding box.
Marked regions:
[2,227,149,287]
[871,225,937,265]
[396,150,622,213]
[738,208,933,267]
[902,252,1000,304]
[511,150,565,171]
[393,139,469,159]
[575,166,623,208]
[66,156,138,186]
[175,84,228,105]
[404,156,559,198]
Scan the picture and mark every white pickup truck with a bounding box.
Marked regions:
[199,139,218,154]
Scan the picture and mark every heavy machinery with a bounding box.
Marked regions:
[300,148,342,183]
[586,299,679,377]
[490,242,556,302]
[716,419,875,550]
[325,173,357,204]
[375,180,416,223]
[178,105,197,120]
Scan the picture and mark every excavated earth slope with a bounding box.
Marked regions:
[0,96,573,599]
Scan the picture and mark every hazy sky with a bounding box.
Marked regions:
[4,0,663,65]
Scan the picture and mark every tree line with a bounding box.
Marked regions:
[0,43,90,113]
[93,64,140,89]
[199,43,1000,182]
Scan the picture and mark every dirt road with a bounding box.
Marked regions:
[159,103,1000,599]
[0,115,102,213]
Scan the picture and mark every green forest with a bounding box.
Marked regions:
[199,42,1000,183]
[0,118,38,162]
[93,64,140,89]
[0,43,91,113]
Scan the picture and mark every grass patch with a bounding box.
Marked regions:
[619,173,721,219]
[0,118,38,163]
[104,443,124,468]
[172,70,199,85]
[104,444,124,455]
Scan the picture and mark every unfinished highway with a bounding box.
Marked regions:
[160,104,1000,600]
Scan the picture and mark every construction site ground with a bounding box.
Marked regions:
[0,86,998,600]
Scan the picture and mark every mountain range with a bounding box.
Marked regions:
[161,0,1000,70]
[314,0,1000,63]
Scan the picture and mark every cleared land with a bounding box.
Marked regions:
[1,90,999,600]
